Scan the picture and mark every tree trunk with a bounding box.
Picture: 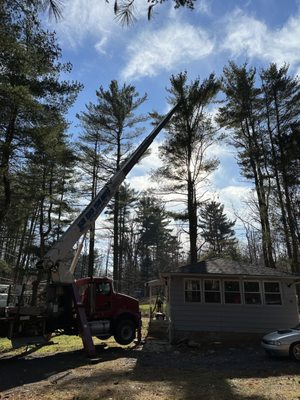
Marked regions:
[0,108,17,225]
[273,92,299,271]
[187,173,198,264]
[265,115,293,262]
[244,118,275,269]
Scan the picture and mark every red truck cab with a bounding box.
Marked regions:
[75,277,141,345]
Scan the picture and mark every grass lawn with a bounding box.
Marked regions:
[0,315,150,357]
[139,303,151,315]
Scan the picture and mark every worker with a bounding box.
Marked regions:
[156,295,163,313]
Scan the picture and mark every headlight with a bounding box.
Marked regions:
[267,340,281,346]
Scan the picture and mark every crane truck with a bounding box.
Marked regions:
[0,102,180,356]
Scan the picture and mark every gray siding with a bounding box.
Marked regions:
[169,275,299,334]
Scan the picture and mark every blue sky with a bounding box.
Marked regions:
[46,0,300,242]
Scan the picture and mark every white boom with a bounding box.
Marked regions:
[37,102,180,282]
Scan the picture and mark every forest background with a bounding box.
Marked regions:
[0,0,299,295]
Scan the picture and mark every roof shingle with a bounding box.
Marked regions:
[175,258,299,278]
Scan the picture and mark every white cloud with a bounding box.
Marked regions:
[195,0,212,16]
[126,141,162,188]
[221,9,266,57]
[121,22,214,80]
[95,36,108,54]
[217,185,251,220]
[209,142,233,159]
[127,174,154,192]
[220,185,251,204]
[48,0,118,50]
[221,8,300,69]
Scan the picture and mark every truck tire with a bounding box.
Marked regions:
[96,335,111,341]
[114,319,136,345]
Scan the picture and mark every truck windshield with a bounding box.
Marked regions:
[96,282,111,296]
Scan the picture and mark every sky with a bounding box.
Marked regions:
[46,0,300,245]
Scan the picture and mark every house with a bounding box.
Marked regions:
[152,258,300,343]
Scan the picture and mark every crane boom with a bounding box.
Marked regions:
[39,102,180,281]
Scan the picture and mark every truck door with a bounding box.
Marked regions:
[94,281,112,316]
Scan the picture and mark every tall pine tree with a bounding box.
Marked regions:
[154,72,220,264]
[77,81,147,286]
[198,201,237,257]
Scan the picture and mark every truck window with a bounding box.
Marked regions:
[96,282,111,296]
[78,284,88,297]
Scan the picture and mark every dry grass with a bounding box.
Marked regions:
[2,358,300,400]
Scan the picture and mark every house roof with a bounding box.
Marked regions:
[165,258,300,280]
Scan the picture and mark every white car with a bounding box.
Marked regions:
[261,325,300,361]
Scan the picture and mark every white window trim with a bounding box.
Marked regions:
[263,281,283,306]
[223,279,242,305]
[204,279,221,304]
[181,277,283,307]
[242,280,262,306]
[183,278,202,303]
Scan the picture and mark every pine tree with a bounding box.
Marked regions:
[154,71,220,264]
[0,1,81,279]
[77,81,147,287]
[260,63,300,271]
[218,62,275,268]
[198,201,237,257]
[136,194,181,283]
[218,61,300,271]
[76,113,105,277]
[104,183,138,289]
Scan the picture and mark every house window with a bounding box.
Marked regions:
[185,279,201,302]
[204,279,221,303]
[244,281,261,304]
[224,280,241,304]
[264,282,282,305]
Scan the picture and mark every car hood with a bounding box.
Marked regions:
[263,329,300,342]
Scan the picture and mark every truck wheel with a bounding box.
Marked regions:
[114,319,136,345]
[96,335,111,340]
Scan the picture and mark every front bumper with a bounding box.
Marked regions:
[261,340,290,358]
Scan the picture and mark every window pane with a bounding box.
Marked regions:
[224,281,240,292]
[185,280,201,302]
[185,280,200,291]
[185,291,201,302]
[245,293,262,304]
[265,293,282,305]
[205,292,221,303]
[244,281,259,292]
[96,282,111,295]
[205,280,220,291]
[225,292,241,304]
[264,282,280,293]
[78,284,88,297]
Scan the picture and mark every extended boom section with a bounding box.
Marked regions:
[40,102,180,281]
